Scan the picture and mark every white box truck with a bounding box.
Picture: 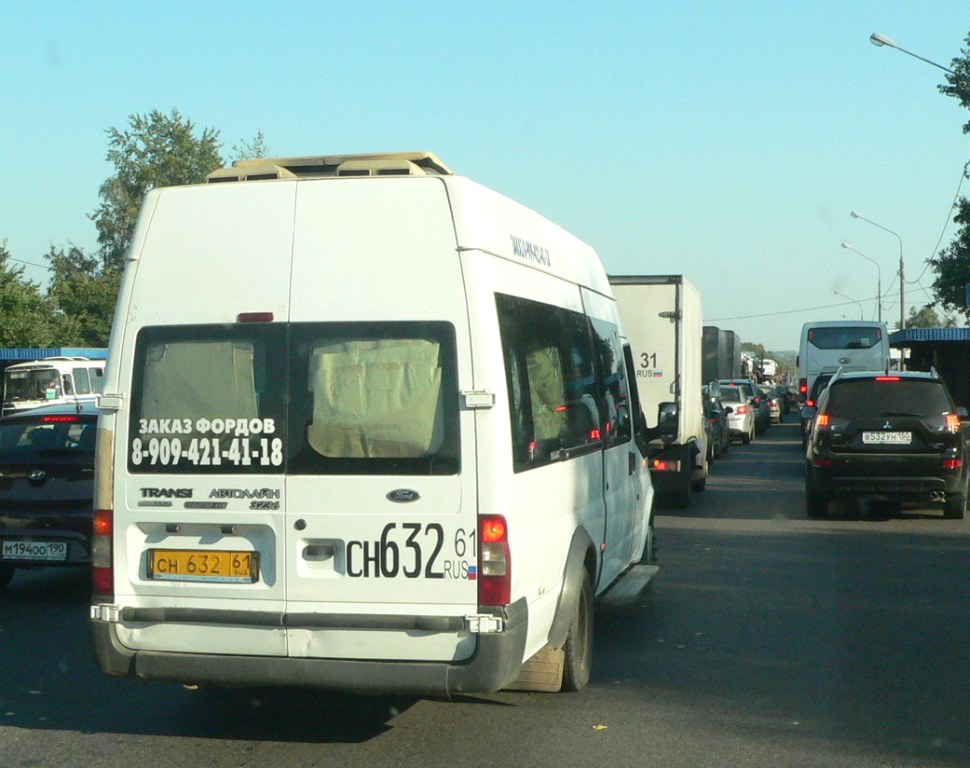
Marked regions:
[89,151,658,696]
[609,275,707,507]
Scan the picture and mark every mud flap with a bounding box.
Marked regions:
[504,647,564,692]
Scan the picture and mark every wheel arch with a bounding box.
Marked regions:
[546,527,597,650]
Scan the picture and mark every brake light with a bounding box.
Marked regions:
[943,458,962,470]
[799,378,807,396]
[736,405,749,415]
[946,414,960,433]
[817,414,830,428]
[42,415,80,423]
[237,312,274,323]
[652,458,681,472]
[92,508,114,599]
[478,515,510,606]
[875,376,900,382]
[806,399,815,407]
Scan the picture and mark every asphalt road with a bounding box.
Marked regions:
[2,415,969,768]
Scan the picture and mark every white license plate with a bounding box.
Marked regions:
[862,431,912,445]
[1,540,69,561]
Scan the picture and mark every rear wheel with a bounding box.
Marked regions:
[561,573,593,692]
[944,491,967,520]
[806,475,829,518]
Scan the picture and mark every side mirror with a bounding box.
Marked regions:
[800,405,817,421]
[957,406,968,420]
[723,405,734,415]
[657,401,678,443]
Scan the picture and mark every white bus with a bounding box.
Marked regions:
[797,321,889,402]
[2,356,106,417]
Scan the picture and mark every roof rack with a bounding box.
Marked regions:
[207,151,454,183]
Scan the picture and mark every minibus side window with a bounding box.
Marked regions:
[589,317,633,447]
[91,367,104,393]
[73,367,92,395]
[496,293,602,472]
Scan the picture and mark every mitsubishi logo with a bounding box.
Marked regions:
[27,469,47,482]
[883,421,892,430]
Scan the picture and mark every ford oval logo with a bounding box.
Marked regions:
[839,356,852,365]
[386,489,420,503]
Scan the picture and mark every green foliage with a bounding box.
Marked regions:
[906,303,957,328]
[0,244,58,347]
[930,34,970,321]
[231,130,269,162]
[91,109,224,271]
[741,341,766,359]
[45,245,121,346]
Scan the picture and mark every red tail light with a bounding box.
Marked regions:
[817,414,830,428]
[92,509,114,599]
[736,405,749,415]
[875,376,900,382]
[943,458,962,470]
[478,515,510,606]
[799,379,808,396]
[946,414,960,433]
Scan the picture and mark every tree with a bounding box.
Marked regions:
[930,33,970,320]
[0,243,58,347]
[91,109,224,272]
[45,245,120,346]
[231,130,269,162]
[906,303,958,329]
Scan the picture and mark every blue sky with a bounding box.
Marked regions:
[3,1,969,351]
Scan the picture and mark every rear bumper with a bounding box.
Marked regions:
[91,597,529,696]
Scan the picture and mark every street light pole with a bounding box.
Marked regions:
[869,33,956,75]
[840,242,882,323]
[850,211,905,329]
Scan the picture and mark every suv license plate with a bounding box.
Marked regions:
[147,549,259,583]
[2,540,69,561]
[862,431,912,445]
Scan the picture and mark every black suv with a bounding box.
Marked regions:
[804,371,968,518]
[0,403,98,589]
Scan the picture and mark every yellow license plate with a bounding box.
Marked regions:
[147,549,259,583]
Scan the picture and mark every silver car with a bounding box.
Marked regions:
[720,385,756,444]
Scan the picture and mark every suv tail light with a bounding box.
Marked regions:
[817,413,830,428]
[92,508,113,600]
[946,414,960,433]
[478,515,510,606]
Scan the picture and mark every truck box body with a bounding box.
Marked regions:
[89,152,656,696]
[609,275,706,506]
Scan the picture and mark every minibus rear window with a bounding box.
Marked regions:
[128,322,459,476]
[287,322,460,476]
[128,325,286,474]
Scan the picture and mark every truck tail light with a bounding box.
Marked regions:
[92,508,114,600]
[478,515,510,606]
[799,378,808,396]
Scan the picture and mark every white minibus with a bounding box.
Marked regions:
[90,151,657,695]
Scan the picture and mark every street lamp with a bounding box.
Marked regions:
[850,211,905,329]
[834,290,864,321]
[840,242,882,323]
[869,33,956,75]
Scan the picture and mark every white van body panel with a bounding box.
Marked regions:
[91,161,654,694]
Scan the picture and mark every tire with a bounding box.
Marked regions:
[721,438,729,455]
[561,573,593,692]
[742,424,752,445]
[944,491,967,520]
[0,564,14,590]
[806,475,829,518]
